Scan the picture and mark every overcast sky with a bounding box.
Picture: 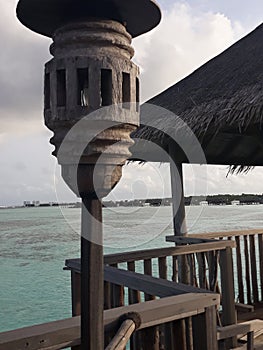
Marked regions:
[0,1,262,206]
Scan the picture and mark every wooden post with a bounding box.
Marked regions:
[169,147,187,236]
[81,198,104,350]
[258,234,263,302]
[72,272,81,318]
[71,271,81,350]
[169,144,190,285]
[192,306,218,350]
[219,247,237,348]
[169,145,191,349]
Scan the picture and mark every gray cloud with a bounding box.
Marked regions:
[158,0,263,30]
[133,3,246,101]
[14,162,27,171]
[0,1,51,120]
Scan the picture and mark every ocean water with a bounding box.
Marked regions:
[0,204,263,332]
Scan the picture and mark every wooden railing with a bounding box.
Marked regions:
[0,291,220,350]
[106,239,237,330]
[66,240,237,339]
[186,229,263,306]
[1,238,246,350]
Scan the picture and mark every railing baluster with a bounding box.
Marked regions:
[158,257,167,279]
[127,261,141,304]
[192,254,198,287]
[172,256,178,282]
[235,236,244,304]
[244,235,252,305]
[188,254,195,286]
[143,258,159,349]
[249,234,259,303]
[127,261,141,350]
[143,259,155,301]
[258,234,263,301]
[186,254,195,350]
[172,319,187,350]
[141,326,160,350]
[197,253,206,289]
[206,251,219,292]
[158,257,167,349]
[104,281,111,310]
[110,263,119,308]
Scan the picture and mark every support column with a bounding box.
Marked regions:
[81,198,104,350]
[169,160,187,235]
[169,144,189,284]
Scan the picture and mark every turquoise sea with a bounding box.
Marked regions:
[1,204,263,332]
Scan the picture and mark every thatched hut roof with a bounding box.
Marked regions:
[131,23,263,169]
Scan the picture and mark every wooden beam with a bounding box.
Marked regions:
[103,266,213,297]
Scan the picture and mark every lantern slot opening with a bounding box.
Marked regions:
[136,77,140,112]
[122,72,131,109]
[44,73,50,110]
[101,69,112,106]
[77,68,89,107]
[56,69,66,107]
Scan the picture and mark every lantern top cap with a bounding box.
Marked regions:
[16,0,161,38]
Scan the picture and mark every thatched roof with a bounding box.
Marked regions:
[131,23,263,168]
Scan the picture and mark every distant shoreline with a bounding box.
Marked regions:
[1,194,263,210]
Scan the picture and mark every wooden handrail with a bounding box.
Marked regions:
[104,240,235,265]
[187,228,263,239]
[65,240,235,270]
[0,294,220,350]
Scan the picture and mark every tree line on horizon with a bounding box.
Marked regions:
[103,193,263,207]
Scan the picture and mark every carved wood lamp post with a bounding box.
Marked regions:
[16,1,161,349]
